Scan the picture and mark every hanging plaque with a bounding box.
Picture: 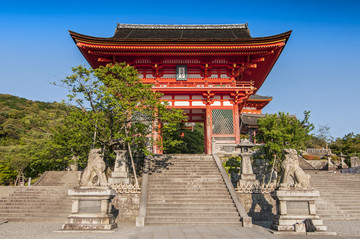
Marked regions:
[176,65,187,81]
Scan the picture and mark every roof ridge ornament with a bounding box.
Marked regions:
[116,23,249,30]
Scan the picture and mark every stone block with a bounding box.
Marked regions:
[62,186,117,230]
[271,189,327,233]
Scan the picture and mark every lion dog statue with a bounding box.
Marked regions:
[280,148,311,188]
[79,148,107,186]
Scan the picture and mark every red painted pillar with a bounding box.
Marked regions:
[234,103,240,144]
[204,118,208,154]
[205,104,212,154]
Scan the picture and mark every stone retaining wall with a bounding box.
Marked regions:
[237,192,276,221]
[112,193,140,223]
[306,160,328,170]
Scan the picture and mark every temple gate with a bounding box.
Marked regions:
[70,24,291,154]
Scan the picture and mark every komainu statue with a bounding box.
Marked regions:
[79,149,107,186]
[280,148,311,188]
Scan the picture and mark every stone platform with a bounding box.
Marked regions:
[271,189,327,232]
[62,186,117,230]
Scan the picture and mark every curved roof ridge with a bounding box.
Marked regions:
[249,94,273,100]
[116,23,248,30]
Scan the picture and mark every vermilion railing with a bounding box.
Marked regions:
[142,78,253,88]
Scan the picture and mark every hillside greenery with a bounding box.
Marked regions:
[0,94,73,184]
[0,63,187,185]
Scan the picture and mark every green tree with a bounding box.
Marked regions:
[255,111,314,172]
[330,132,360,156]
[0,94,71,184]
[54,63,185,170]
[163,123,204,154]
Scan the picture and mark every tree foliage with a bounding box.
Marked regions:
[54,63,185,167]
[163,123,204,154]
[255,111,314,171]
[0,63,185,184]
[0,94,70,184]
[330,132,360,156]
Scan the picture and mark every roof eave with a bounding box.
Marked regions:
[69,30,292,45]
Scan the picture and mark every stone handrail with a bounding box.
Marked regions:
[306,148,332,156]
[32,171,50,186]
[135,156,150,227]
[213,154,252,227]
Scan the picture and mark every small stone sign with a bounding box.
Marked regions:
[351,156,360,168]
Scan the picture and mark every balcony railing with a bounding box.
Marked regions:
[142,78,253,88]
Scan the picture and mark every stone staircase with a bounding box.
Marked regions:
[0,186,72,222]
[145,154,242,225]
[309,170,360,220]
[0,171,79,222]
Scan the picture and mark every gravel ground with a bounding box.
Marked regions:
[324,220,360,237]
[1,220,360,239]
[0,222,136,239]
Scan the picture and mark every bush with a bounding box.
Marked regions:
[331,155,339,161]
[303,154,321,160]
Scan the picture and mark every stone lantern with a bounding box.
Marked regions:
[326,152,336,171]
[236,139,257,186]
[339,152,348,169]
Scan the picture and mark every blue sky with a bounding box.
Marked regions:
[1,0,359,138]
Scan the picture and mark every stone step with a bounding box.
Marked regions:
[148,187,227,191]
[147,194,230,199]
[152,161,216,164]
[151,166,218,169]
[146,207,238,213]
[0,201,71,206]
[13,187,69,190]
[149,178,223,182]
[148,189,229,194]
[148,183,225,188]
[145,216,241,224]
[151,160,214,163]
[149,175,222,178]
[319,195,360,198]
[0,195,69,199]
[146,211,239,217]
[0,199,71,203]
[0,208,70,213]
[0,212,69,217]
[148,196,232,204]
[147,198,233,204]
[146,203,236,208]
[148,179,223,182]
[0,216,67,222]
[146,221,242,226]
[149,171,220,175]
[318,214,360,219]
[146,212,239,220]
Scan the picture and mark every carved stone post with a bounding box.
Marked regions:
[108,150,130,184]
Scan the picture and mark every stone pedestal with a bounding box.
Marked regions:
[108,150,130,184]
[271,189,326,232]
[239,152,258,186]
[62,187,117,230]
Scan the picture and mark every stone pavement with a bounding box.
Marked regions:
[0,221,360,239]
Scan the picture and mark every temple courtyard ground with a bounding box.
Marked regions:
[1,220,360,239]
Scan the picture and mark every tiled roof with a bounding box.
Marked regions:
[113,23,251,40]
